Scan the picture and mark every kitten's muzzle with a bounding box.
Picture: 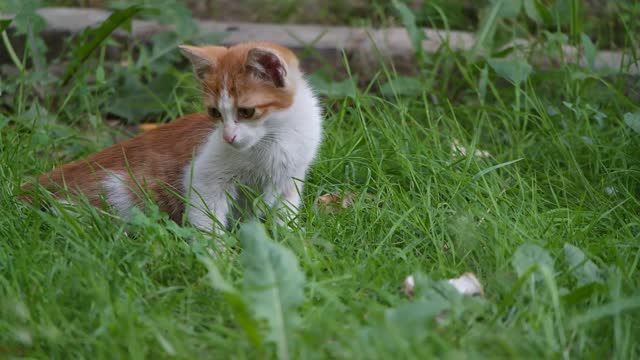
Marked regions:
[223,133,237,144]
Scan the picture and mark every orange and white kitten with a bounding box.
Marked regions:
[28,42,323,233]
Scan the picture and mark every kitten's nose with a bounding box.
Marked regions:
[223,133,237,144]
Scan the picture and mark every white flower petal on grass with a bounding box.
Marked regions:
[451,139,492,158]
[451,139,468,156]
[473,149,492,158]
[447,272,484,296]
[402,272,483,298]
[402,274,415,297]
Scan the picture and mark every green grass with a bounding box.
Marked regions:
[2,2,640,359]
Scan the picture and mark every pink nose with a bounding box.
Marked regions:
[223,133,236,144]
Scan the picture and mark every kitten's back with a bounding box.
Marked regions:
[28,113,217,221]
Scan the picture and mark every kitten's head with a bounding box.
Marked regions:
[179,42,299,151]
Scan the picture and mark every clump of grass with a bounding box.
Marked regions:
[1,1,640,358]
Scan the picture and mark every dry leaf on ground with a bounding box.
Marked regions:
[316,192,355,213]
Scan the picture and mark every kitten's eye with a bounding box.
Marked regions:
[238,107,256,119]
[207,107,221,118]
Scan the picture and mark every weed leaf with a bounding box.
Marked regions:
[523,0,542,23]
[492,0,522,18]
[573,296,640,325]
[580,33,597,70]
[392,0,426,63]
[488,58,532,85]
[200,255,263,348]
[307,73,358,99]
[385,298,448,334]
[106,72,177,122]
[563,244,602,286]
[239,221,305,360]
[468,0,502,60]
[62,5,144,85]
[623,112,640,134]
[380,76,423,97]
[561,282,603,304]
[512,243,554,282]
[3,0,47,34]
[0,19,11,33]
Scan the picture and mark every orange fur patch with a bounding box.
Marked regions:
[28,113,217,222]
[197,42,298,119]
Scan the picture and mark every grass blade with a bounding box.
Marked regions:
[468,0,503,61]
[472,158,523,180]
[392,0,426,64]
[1,20,24,72]
[61,5,144,86]
[572,296,640,326]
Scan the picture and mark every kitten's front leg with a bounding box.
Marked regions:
[186,189,230,236]
[268,178,304,228]
[282,179,303,215]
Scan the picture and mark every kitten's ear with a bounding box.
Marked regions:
[245,48,287,88]
[179,45,224,80]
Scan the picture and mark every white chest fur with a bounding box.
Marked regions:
[184,80,322,232]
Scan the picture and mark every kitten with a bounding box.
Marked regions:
[25,42,323,234]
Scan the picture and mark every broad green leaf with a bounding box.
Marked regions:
[468,0,502,60]
[240,221,305,360]
[561,282,603,305]
[307,74,357,99]
[412,273,463,303]
[512,243,554,282]
[491,0,522,18]
[200,255,262,348]
[572,296,640,325]
[388,273,486,336]
[62,5,144,85]
[488,58,532,85]
[2,0,46,34]
[546,31,569,45]
[563,244,602,286]
[202,256,238,295]
[523,0,542,23]
[623,112,640,134]
[550,0,571,26]
[106,73,176,122]
[392,0,426,63]
[533,0,553,25]
[580,33,597,70]
[379,76,423,97]
[384,274,454,337]
[385,298,448,335]
[95,65,105,84]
